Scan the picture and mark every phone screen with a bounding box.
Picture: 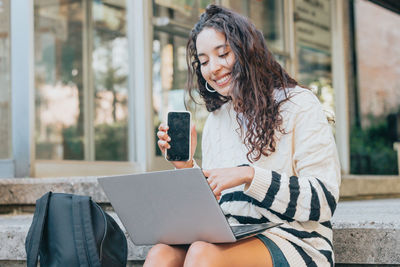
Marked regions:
[166,111,191,161]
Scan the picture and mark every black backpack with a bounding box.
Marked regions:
[25,192,128,267]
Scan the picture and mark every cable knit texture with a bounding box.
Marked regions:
[201,86,341,267]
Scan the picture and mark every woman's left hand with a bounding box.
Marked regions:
[203,167,254,200]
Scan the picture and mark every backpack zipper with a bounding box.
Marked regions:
[80,203,92,267]
[96,203,108,260]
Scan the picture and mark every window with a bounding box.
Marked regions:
[0,0,11,159]
[34,0,128,162]
[294,0,335,122]
[92,1,128,161]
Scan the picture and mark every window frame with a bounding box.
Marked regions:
[9,0,34,177]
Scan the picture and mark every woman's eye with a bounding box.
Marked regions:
[200,61,208,66]
[219,52,229,58]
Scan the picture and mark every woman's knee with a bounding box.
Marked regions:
[184,241,219,266]
[144,244,184,267]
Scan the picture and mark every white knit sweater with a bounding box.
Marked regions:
[201,86,341,267]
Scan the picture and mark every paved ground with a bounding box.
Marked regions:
[332,198,400,228]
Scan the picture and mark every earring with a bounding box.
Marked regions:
[205,82,216,93]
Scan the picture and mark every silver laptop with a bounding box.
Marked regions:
[98,168,281,245]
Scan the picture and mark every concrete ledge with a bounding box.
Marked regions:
[0,213,150,262]
[340,175,400,199]
[0,177,108,205]
[0,199,399,265]
[332,199,400,264]
[0,175,399,205]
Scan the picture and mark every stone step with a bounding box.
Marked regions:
[0,177,107,206]
[332,198,400,265]
[0,212,150,263]
[0,175,399,209]
[0,176,399,265]
[0,199,399,265]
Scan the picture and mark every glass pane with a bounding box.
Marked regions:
[219,0,244,14]
[250,0,284,51]
[274,54,287,69]
[154,0,212,26]
[153,1,213,160]
[92,0,128,161]
[35,0,85,160]
[35,0,129,162]
[294,0,335,122]
[221,0,289,71]
[220,0,285,51]
[0,0,11,159]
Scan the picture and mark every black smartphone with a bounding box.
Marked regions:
[166,111,191,161]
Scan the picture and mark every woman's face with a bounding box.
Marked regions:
[196,27,236,97]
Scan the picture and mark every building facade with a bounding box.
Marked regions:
[0,0,398,178]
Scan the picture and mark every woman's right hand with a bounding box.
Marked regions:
[157,123,197,169]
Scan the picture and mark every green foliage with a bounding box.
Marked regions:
[62,126,84,160]
[350,120,398,175]
[62,123,128,161]
[94,123,128,161]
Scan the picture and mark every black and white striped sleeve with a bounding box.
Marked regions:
[243,93,341,222]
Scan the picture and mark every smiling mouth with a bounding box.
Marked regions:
[214,73,232,87]
[214,73,231,87]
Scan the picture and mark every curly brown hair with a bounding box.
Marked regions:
[186,5,298,162]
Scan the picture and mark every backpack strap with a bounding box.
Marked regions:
[25,191,52,267]
[72,195,101,267]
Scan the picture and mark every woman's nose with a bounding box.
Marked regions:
[209,58,222,74]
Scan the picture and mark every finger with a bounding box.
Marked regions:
[203,169,210,177]
[157,140,165,153]
[209,181,217,190]
[213,186,222,197]
[158,123,169,131]
[158,140,170,152]
[157,131,171,141]
[157,142,165,154]
[190,124,197,158]
[191,124,197,138]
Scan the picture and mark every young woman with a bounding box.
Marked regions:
[149,4,340,267]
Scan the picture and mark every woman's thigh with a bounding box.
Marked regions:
[184,237,273,267]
